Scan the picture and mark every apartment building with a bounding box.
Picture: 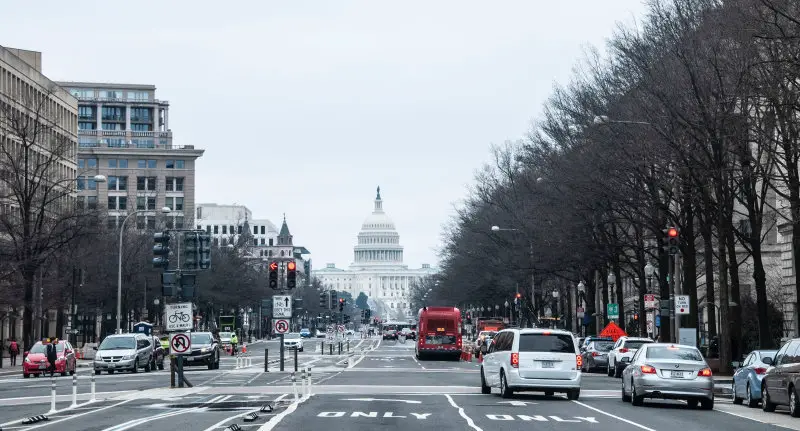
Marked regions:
[0,46,79,341]
[195,203,279,248]
[55,81,204,230]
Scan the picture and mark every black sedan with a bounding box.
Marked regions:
[183,332,220,370]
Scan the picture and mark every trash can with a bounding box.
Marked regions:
[132,322,154,336]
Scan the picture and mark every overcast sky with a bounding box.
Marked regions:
[1,1,648,269]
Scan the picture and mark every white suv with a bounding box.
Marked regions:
[480,328,581,399]
[607,336,653,378]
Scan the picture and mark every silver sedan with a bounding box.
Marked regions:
[621,343,714,409]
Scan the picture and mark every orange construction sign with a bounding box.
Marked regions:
[599,321,627,341]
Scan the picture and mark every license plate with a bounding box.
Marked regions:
[39,364,46,369]
[541,361,554,368]
[670,370,684,378]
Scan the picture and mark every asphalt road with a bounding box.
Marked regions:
[0,336,799,430]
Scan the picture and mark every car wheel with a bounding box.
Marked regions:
[762,382,777,412]
[614,364,623,378]
[700,397,714,410]
[621,379,631,402]
[108,370,114,374]
[631,380,644,406]
[95,370,101,375]
[567,389,580,400]
[790,387,800,417]
[499,371,513,398]
[23,373,30,379]
[732,381,743,404]
[480,368,491,394]
[144,359,152,373]
[607,363,613,377]
[687,399,699,409]
[132,359,139,373]
[745,382,758,408]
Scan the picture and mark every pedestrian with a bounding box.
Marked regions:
[46,338,58,377]
[8,338,19,366]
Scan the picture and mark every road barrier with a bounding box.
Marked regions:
[70,373,78,408]
[291,372,299,403]
[48,377,57,414]
[264,349,269,372]
[347,340,350,352]
[306,366,312,398]
[90,372,96,402]
[293,347,298,372]
[301,368,307,397]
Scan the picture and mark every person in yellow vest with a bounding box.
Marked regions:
[230,332,238,355]
[160,336,169,353]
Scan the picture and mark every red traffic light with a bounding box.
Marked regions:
[269,262,278,271]
[287,261,296,271]
[515,293,522,299]
[667,228,678,237]
[339,298,344,303]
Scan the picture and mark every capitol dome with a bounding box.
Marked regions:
[352,186,404,267]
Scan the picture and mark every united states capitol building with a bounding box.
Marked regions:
[312,187,436,321]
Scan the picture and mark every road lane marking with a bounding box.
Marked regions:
[20,399,135,430]
[101,395,227,431]
[201,394,287,431]
[445,394,482,431]
[571,400,655,431]
[258,394,312,430]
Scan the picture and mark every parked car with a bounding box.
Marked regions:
[315,329,326,338]
[93,333,154,374]
[733,349,776,408]
[480,328,581,400]
[761,338,800,415]
[23,340,77,378]
[607,337,654,377]
[620,343,714,409]
[283,333,304,352]
[581,339,615,372]
[183,332,220,370]
[300,328,312,338]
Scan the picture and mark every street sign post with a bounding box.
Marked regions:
[675,295,690,315]
[273,295,292,318]
[273,319,290,334]
[644,294,657,309]
[607,303,619,320]
[164,302,193,332]
[170,332,191,355]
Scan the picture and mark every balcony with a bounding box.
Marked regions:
[79,130,169,138]
[75,95,168,105]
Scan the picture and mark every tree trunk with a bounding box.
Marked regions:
[750,234,772,348]
[701,218,717,342]
[658,242,671,343]
[683,200,699,342]
[726,227,743,362]
[22,273,35,351]
[717,213,732,375]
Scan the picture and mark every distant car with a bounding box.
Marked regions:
[581,339,615,373]
[346,329,355,336]
[300,328,312,338]
[93,333,154,374]
[400,328,414,340]
[183,332,220,370]
[283,333,304,352]
[23,340,77,378]
[733,349,776,407]
[607,337,654,377]
[621,343,714,409]
[315,329,326,338]
[383,329,398,340]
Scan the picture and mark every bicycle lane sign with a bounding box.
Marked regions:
[165,302,193,331]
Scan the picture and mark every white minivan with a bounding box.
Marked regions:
[480,328,582,399]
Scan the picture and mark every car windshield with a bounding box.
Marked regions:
[191,333,213,345]
[99,337,135,350]
[758,350,778,363]
[301,328,310,332]
[29,343,64,354]
[519,333,575,353]
[625,340,652,350]
[646,346,703,361]
[285,333,301,339]
[593,341,615,352]
[219,332,232,339]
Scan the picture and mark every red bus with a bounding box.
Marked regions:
[415,306,462,360]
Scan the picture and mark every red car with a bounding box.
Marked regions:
[23,340,77,378]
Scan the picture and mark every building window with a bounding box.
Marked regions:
[261,238,266,245]
[261,226,265,235]
[213,225,219,234]
[165,160,185,169]
[78,122,95,130]
[101,107,124,121]
[107,217,118,230]
[107,175,127,191]
[165,197,184,211]
[87,196,98,210]
[76,177,85,191]
[108,159,128,168]
[137,196,156,210]
[222,225,227,234]
[87,177,98,190]
[131,124,151,132]
[206,225,211,234]
[165,177,184,192]
[78,158,97,169]
[137,159,157,169]
[136,176,156,191]
[136,215,156,230]
[108,196,127,210]
[269,238,274,246]
[76,196,85,209]
[238,225,243,234]
[102,123,123,130]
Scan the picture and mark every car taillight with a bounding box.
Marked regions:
[754,367,767,375]
[619,348,629,353]
[511,352,519,368]
[576,355,583,369]
[698,368,712,377]
[640,365,656,374]
[592,351,599,357]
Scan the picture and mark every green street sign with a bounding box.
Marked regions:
[607,303,619,319]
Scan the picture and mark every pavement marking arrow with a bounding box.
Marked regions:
[342,398,422,404]
[498,400,537,406]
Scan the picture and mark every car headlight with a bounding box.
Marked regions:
[122,354,135,360]
[24,357,31,363]
[201,347,210,353]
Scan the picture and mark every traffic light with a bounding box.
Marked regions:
[360,309,366,323]
[339,298,345,312]
[666,227,680,255]
[319,291,328,308]
[153,231,171,269]
[634,312,639,321]
[268,261,278,289]
[199,232,211,269]
[331,291,338,308]
[287,260,297,289]
[162,271,179,296]
[304,260,312,286]
[179,272,196,298]
[183,231,200,271]
[365,309,371,321]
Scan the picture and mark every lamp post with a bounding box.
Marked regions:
[504,300,509,323]
[577,281,585,336]
[491,225,535,326]
[607,272,616,304]
[153,298,160,327]
[117,206,171,334]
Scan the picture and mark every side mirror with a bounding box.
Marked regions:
[762,357,773,365]
[92,346,98,351]
[731,361,741,368]
[621,357,631,363]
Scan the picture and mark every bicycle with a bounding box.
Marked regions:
[169,311,191,323]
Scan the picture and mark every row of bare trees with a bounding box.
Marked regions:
[434,0,800,372]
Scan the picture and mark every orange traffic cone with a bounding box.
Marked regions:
[241,344,247,354]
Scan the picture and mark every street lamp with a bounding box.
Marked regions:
[644,262,655,292]
[116,206,171,334]
[607,272,616,303]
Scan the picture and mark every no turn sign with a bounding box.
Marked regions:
[273,319,290,334]
[170,332,191,355]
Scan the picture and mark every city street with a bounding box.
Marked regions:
[0,336,798,430]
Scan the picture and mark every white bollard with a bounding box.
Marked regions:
[70,373,78,408]
[307,366,312,397]
[248,353,252,367]
[291,372,299,403]
[48,377,57,414]
[301,368,307,398]
[90,372,96,403]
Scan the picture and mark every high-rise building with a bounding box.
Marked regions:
[55,81,204,230]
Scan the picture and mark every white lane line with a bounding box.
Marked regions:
[201,394,287,431]
[571,400,656,431]
[102,395,226,431]
[713,405,797,430]
[258,394,311,431]
[444,394,482,431]
[412,355,426,370]
[23,399,134,430]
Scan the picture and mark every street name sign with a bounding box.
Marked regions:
[164,302,193,332]
[675,295,690,315]
[273,295,292,318]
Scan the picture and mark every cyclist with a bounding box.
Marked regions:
[230,332,238,355]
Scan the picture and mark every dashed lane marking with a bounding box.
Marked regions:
[571,400,656,431]
[445,394,482,431]
[201,394,287,431]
